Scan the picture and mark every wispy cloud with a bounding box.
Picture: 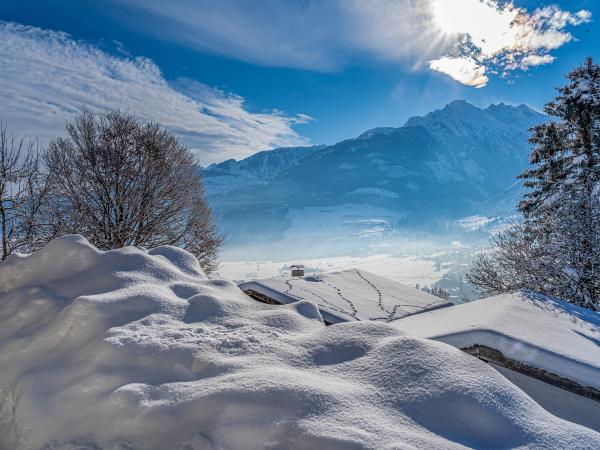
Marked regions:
[0,22,311,164]
[108,0,447,71]
[109,0,591,87]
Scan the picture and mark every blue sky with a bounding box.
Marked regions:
[0,0,597,164]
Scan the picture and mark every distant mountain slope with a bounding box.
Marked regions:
[202,101,545,252]
[202,145,323,196]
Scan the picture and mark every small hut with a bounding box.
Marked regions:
[290,265,305,277]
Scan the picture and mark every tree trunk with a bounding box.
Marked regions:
[0,199,8,261]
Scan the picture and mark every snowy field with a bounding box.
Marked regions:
[216,253,452,287]
[1,236,599,449]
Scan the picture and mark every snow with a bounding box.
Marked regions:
[201,170,267,196]
[392,290,600,390]
[239,269,452,323]
[425,156,466,183]
[571,76,596,101]
[217,252,450,286]
[338,162,357,170]
[203,146,321,197]
[405,100,542,151]
[405,181,421,191]
[357,127,396,139]
[1,236,599,449]
[491,364,600,432]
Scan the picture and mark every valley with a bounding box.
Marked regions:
[203,100,543,263]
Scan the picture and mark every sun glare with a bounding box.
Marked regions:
[431,0,518,56]
[432,0,475,35]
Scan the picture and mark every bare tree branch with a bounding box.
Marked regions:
[43,111,223,272]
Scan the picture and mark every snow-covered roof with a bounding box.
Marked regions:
[239,269,452,323]
[392,290,600,390]
[2,236,599,448]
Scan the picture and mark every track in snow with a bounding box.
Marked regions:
[284,279,356,319]
[283,271,448,323]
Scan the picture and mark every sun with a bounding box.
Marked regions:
[430,0,519,56]
[431,0,476,36]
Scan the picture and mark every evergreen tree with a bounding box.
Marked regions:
[468,58,600,311]
[545,189,600,310]
[519,57,600,225]
[421,286,451,301]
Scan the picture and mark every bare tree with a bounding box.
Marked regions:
[466,224,544,298]
[44,111,223,271]
[0,124,52,260]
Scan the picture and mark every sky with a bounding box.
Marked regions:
[0,0,597,165]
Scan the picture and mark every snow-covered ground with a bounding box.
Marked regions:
[2,236,599,448]
[493,364,600,432]
[239,269,452,323]
[393,290,600,391]
[216,253,451,287]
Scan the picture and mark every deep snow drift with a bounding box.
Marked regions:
[1,236,599,449]
[393,290,600,391]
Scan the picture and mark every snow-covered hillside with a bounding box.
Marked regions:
[404,101,542,154]
[202,100,545,255]
[2,236,599,449]
[202,145,322,196]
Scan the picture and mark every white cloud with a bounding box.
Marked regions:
[520,54,555,68]
[429,0,591,86]
[0,22,311,165]
[108,0,591,88]
[429,57,489,88]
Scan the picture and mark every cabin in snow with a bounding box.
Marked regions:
[238,269,452,324]
[290,264,305,277]
[240,273,600,432]
[391,289,600,431]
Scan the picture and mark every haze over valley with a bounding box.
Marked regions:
[206,100,545,296]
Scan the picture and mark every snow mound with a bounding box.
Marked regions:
[239,269,451,323]
[1,236,599,449]
[393,290,600,390]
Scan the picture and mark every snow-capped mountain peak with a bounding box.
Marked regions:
[202,100,546,249]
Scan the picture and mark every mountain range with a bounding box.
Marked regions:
[202,100,545,258]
